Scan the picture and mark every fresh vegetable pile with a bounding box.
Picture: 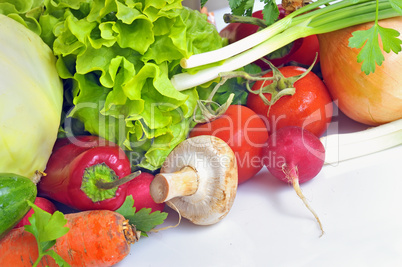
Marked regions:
[0,0,402,266]
[0,0,225,172]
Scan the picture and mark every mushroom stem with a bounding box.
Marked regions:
[150,166,199,203]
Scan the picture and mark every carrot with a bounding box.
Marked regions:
[0,210,139,267]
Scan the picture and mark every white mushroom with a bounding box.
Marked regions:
[150,135,238,225]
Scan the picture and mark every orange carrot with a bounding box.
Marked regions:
[0,210,139,267]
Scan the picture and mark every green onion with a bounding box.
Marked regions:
[321,118,402,165]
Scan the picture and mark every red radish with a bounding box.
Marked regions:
[126,172,165,213]
[14,197,57,228]
[264,126,325,235]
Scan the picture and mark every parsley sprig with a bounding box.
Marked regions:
[25,201,70,267]
[349,0,402,74]
[116,195,168,237]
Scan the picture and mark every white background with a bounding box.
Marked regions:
[116,1,402,266]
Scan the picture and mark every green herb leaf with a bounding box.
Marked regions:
[378,25,402,54]
[127,208,168,233]
[116,196,168,235]
[25,201,69,243]
[262,0,279,25]
[348,26,382,74]
[213,78,249,105]
[24,200,70,267]
[227,0,278,24]
[115,195,137,217]
[45,250,71,267]
[349,23,402,75]
[200,0,209,8]
[229,0,255,16]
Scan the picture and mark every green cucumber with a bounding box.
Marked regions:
[0,173,37,239]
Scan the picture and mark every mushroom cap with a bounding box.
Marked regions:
[162,135,238,225]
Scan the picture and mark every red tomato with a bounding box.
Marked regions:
[224,9,286,42]
[219,7,300,68]
[289,35,320,66]
[189,105,269,184]
[246,66,333,137]
[219,7,319,68]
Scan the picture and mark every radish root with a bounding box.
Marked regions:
[150,201,182,233]
[285,165,325,237]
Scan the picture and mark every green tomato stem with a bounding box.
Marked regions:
[223,13,267,28]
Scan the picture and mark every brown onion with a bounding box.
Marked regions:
[318,17,402,126]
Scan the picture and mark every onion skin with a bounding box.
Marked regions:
[318,17,402,126]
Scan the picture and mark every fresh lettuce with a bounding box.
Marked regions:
[0,0,225,171]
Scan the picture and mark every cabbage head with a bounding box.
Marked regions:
[0,15,63,183]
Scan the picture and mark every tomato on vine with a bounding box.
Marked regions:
[246,64,333,137]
